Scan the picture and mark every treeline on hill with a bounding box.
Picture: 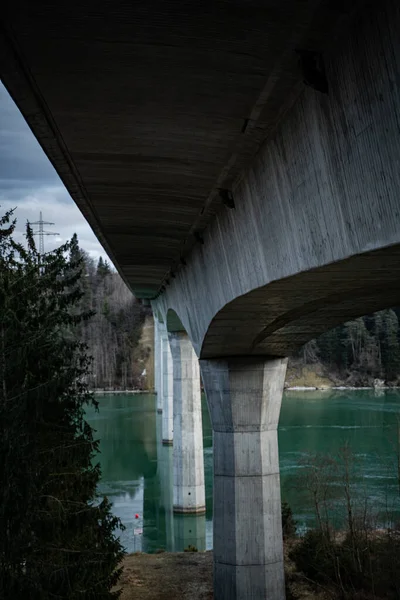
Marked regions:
[295,308,400,385]
[75,254,150,390]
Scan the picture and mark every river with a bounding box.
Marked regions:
[85,389,400,553]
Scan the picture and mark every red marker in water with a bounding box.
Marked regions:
[135,513,139,519]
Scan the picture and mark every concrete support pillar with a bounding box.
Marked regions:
[161,328,173,444]
[155,321,163,413]
[169,331,205,514]
[200,357,288,600]
[154,317,159,395]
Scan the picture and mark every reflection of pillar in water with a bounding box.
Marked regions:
[137,404,158,553]
[173,513,206,552]
[157,432,174,550]
[142,472,160,553]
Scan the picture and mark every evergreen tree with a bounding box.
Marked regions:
[0,210,124,599]
[318,326,347,368]
[96,256,111,279]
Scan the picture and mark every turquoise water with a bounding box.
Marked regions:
[85,389,400,553]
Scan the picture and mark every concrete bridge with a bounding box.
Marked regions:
[2,0,400,597]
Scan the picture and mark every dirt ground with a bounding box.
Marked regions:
[115,549,328,600]
[116,551,213,600]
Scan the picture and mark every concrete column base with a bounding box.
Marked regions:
[170,331,206,516]
[200,356,288,600]
[172,501,206,515]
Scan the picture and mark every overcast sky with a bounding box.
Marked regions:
[0,82,108,263]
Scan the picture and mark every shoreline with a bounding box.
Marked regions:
[91,386,400,394]
[285,385,400,391]
[92,389,149,394]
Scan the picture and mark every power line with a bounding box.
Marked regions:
[30,211,59,255]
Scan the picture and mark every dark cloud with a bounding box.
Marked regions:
[0,83,107,262]
[0,85,59,188]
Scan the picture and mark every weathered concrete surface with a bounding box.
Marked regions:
[169,332,205,515]
[0,0,365,299]
[200,357,288,600]
[154,318,159,395]
[161,328,173,445]
[156,0,400,357]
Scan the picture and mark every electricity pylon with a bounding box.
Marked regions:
[30,211,59,255]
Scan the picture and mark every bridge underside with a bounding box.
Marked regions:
[202,244,400,358]
[1,0,362,298]
[156,0,400,357]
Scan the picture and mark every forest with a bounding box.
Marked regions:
[296,308,400,385]
[76,253,150,390]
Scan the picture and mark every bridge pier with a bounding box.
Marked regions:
[154,318,163,411]
[169,331,205,515]
[156,322,163,413]
[200,357,287,600]
[161,327,173,444]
